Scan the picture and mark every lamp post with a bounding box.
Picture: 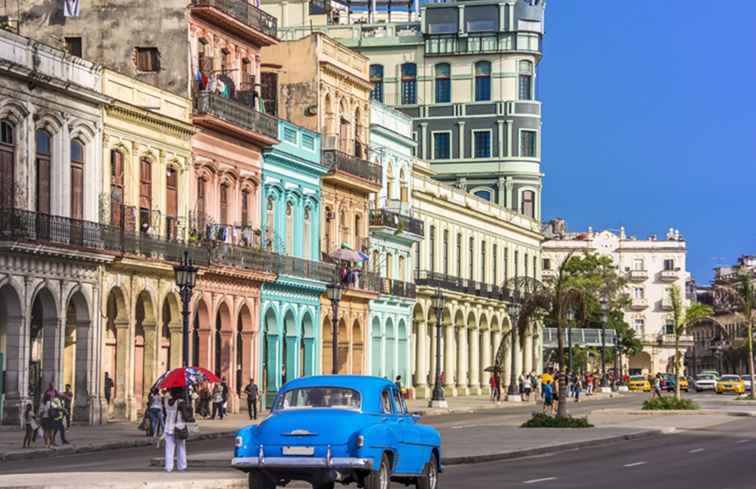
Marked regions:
[614,334,621,391]
[599,295,610,391]
[174,251,198,368]
[326,282,343,375]
[567,308,575,374]
[506,289,522,402]
[430,288,447,408]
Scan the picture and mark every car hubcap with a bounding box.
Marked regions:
[429,462,437,489]
[380,464,389,489]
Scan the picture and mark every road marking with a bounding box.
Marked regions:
[736,439,750,444]
[624,461,647,467]
[523,477,557,484]
[688,448,704,453]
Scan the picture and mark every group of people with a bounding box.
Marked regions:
[22,383,74,449]
[488,371,542,402]
[192,377,230,420]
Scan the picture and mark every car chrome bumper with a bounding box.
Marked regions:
[232,456,372,470]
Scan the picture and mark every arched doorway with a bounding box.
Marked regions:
[385,318,395,380]
[134,290,156,408]
[371,316,382,376]
[161,293,181,370]
[338,318,348,374]
[236,304,254,396]
[629,351,652,375]
[64,289,91,422]
[214,301,232,382]
[301,312,314,377]
[105,286,128,417]
[322,315,334,374]
[397,319,408,384]
[159,301,171,374]
[0,282,23,423]
[30,287,58,407]
[283,309,296,384]
[192,298,210,369]
[262,307,279,396]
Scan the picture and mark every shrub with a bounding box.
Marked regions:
[521,412,593,428]
[642,396,699,411]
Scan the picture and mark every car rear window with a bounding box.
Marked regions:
[630,376,645,381]
[721,375,740,381]
[274,387,361,411]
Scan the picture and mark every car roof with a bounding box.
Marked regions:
[279,375,395,413]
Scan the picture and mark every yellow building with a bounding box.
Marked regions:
[99,69,194,419]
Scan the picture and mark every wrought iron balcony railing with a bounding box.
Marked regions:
[414,270,502,299]
[369,209,424,237]
[191,0,277,39]
[379,278,417,299]
[321,149,382,187]
[193,91,278,141]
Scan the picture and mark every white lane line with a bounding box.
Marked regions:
[624,461,647,467]
[689,448,705,453]
[736,439,750,444]
[523,477,557,484]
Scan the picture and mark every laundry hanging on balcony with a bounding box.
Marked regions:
[63,0,80,17]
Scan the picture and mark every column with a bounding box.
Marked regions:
[469,328,480,395]
[456,121,465,159]
[481,329,491,393]
[457,327,468,395]
[142,321,157,404]
[532,332,541,373]
[505,120,513,157]
[514,332,523,381]
[285,336,298,382]
[444,325,455,395]
[73,319,92,423]
[168,321,183,369]
[496,120,504,158]
[501,331,511,392]
[3,312,29,424]
[114,319,130,419]
[415,319,428,397]
[42,317,63,393]
[523,328,534,375]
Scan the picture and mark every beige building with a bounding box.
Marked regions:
[542,221,691,375]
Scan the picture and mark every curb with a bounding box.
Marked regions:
[149,430,662,469]
[0,430,238,463]
[0,478,247,489]
[592,408,756,417]
[417,393,622,418]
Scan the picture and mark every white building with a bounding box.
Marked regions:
[541,220,690,375]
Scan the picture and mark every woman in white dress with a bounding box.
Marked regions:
[163,388,188,472]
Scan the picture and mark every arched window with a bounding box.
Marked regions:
[372,250,380,273]
[241,189,249,227]
[35,130,51,215]
[166,167,178,239]
[386,253,393,280]
[339,100,350,154]
[110,150,124,227]
[399,168,408,203]
[521,190,535,218]
[386,162,394,200]
[474,189,491,201]
[266,195,275,248]
[401,63,417,105]
[339,208,346,245]
[285,201,294,255]
[196,176,207,230]
[370,64,384,102]
[518,60,534,100]
[303,207,311,260]
[324,205,333,251]
[475,61,491,101]
[354,213,362,249]
[70,140,84,220]
[139,157,152,233]
[219,183,229,225]
[0,120,16,208]
[398,256,406,282]
[435,63,451,103]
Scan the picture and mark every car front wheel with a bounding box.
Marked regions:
[416,452,439,489]
[249,471,276,489]
[364,454,391,489]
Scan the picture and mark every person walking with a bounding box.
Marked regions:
[542,381,554,415]
[23,403,39,448]
[147,388,164,446]
[51,395,69,445]
[62,384,73,428]
[163,388,188,473]
[394,375,403,396]
[211,384,224,420]
[104,372,114,405]
[199,383,211,419]
[220,377,229,418]
[244,379,259,420]
[574,374,582,403]
[586,373,594,396]
[39,394,53,448]
[521,373,532,401]
[489,374,498,402]
[652,373,663,399]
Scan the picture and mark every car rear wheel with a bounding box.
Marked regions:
[416,452,439,489]
[364,454,391,489]
[249,471,276,489]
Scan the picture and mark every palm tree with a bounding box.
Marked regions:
[668,286,713,400]
[714,273,756,399]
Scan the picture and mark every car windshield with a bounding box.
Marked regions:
[721,375,740,381]
[697,375,715,381]
[274,387,361,411]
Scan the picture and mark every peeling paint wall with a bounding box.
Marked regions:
[18,0,191,97]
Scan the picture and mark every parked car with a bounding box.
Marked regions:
[628,375,651,392]
[694,374,718,392]
[661,373,689,392]
[232,375,442,489]
[700,370,720,380]
[716,375,746,395]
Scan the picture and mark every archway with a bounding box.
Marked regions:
[236,304,254,395]
[385,318,395,380]
[214,301,232,382]
[371,316,382,376]
[192,297,210,369]
[161,293,181,371]
[0,282,23,423]
[337,318,348,374]
[352,319,364,374]
[30,287,58,405]
[322,315,333,374]
[105,286,128,416]
[64,289,91,422]
[262,307,279,396]
[283,309,297,384]
[134,290,156,408]
[629,351,652,375]
[301,312,315,377]
[397,319,408,385]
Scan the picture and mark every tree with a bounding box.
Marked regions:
[669,286,713,400]
[714,273,756,400]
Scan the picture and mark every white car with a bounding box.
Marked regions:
[694,374,718,391]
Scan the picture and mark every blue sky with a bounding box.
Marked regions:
[539,2,756,283]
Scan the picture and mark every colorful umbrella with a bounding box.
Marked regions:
[330,248,362,262]
[152,367,220,391]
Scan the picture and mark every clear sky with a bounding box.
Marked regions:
[539,1,756,284]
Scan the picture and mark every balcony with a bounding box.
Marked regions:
[661,298,674,311]
[274,254,336,283]
[192,91,278,146]
[190,0,278,45]
[414,270,502,300]
[379,278,417,299]
[424,32,541,57]
[628,269,649,281]
[369,209,424,239]
[659,270,679,282]
[541,268,556,280]
[342,269,382,295]
[630,298,649,310]
[321,149,382,193]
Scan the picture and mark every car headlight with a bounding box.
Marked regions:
[235,436,243,448]
[356,435,365,448]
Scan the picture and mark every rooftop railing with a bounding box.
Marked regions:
[321,149,382,187]
[193,91,278,141]
[191,0,277,39]
[369,208,424,237]
[414,270,502,299]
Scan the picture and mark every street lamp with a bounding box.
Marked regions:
[326,282,343,375]
[174,251,198,368]
[599,295,610,391]
[506,289,522,402]
[614,334,621,390]
[430,288,447,408]
[567,308,575,374]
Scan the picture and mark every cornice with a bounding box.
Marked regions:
[106,101,195,138]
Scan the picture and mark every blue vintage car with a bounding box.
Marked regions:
[232,375,442,489]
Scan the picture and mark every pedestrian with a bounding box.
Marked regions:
[489,374,497,402]
[51,395,69,445]
[39,394,53,448]
[148,388,164,446]
[163,388,188,473]
[574,374,582,403]
[522,373,532,401]
[542,381,554,415]
[395,375,403,396]
[211,384,224,420]
[530,371,540,400]
[244,379,259,420]
[199,383,211,418]
[220,377,229,417]
[23,402,39,448]
[104,372,114,405]
[652,373,663,399]
[62,384,73,428]
[586,373,594,396]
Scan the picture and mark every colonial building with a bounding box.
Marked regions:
[259,120,333,406]
[541,220,691,375]
[268,0,545,220]
[261,33,383,376]
[411,159,542,398]
[367,101,423,383]
[0,29,110,424]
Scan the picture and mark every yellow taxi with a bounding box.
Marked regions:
[716,375,746,394]
[628,375,651,392]
[678,377,689,391]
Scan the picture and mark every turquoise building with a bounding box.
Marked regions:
[260,120,332,406]
[368,102,424,386]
